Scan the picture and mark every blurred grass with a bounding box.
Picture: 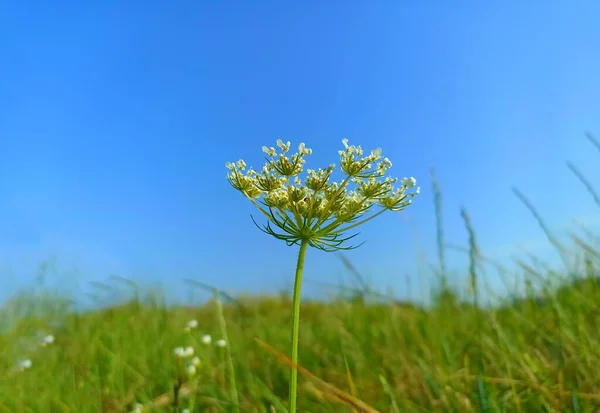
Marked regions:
[2,269,600,412]
[1,134,600,412]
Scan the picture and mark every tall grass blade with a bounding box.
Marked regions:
[512,187,570,269]
[566,162,600,208]
[476,376,489,413]
[215,290,240,413]
[254,338,382,413]
[431,167,448,285]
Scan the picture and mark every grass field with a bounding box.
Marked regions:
[2,263,600,413]
[2,137,600,412]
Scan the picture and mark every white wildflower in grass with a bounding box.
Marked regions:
[17,358,32,372]
[181,409,191,413]
[226,138,419,413]
[41,334,54,346]
[191,356,201,367]
[215,339,227,348]
[173,346,195,358]
[184,319,198,332]
[201,334,212,345]
[132,402,144,413]
[185,363,197,376]
[184,346,194,357]
[173,347,185,358]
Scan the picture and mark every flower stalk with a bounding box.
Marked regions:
[289,238,308,412]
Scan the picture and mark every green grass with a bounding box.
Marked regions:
[1,266,600,412]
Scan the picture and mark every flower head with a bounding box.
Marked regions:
[184,319,198,332]
[185,364,197,376]
[17,358,32,371]
[215,339,227,348]
[41,334,54,346]
[173,346,195,358]
[226,139,419,251]
[201,334,212,345]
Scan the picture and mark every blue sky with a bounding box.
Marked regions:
[1,1,600,305]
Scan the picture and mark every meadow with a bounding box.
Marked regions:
[2,137,600,413]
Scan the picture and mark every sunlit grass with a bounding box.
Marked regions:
[1,259,600,412]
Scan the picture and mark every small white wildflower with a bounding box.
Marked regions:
[17,358,32,371]
[215,339,227,348]
[191,356,201,367]
[41,334,54,346]
[174,346,194,358]
[201,334,212,345]
[184,319,198,332]
[132,403,144,413]
[181,409,191,413]
[185,364,197,376]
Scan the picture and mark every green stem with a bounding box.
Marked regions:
[289,238,308,413]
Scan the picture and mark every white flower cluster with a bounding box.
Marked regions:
[41,334,54,347]
[227,139,418,217]
[174,320,229,377]
[173,346,195,358]
[226,139,419,251]
[17,358,32,372]
[173,345,201,376]
[184,319,198,332]
[182,319,224,347]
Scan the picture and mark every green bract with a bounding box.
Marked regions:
[225,138,420,251]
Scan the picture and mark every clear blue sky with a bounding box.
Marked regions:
[2,1,600,305]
